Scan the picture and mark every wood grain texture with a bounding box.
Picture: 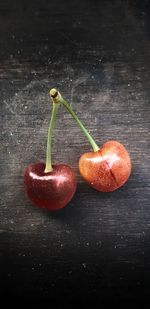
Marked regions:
[0,0,150,306]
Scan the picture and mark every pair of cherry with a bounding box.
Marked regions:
[24,89,131,211]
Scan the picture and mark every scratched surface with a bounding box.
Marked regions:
[0,0,150,306]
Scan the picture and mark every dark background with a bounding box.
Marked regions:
[1,0,150,306]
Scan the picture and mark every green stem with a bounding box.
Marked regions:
[44,102,59,173]
[50,89,99,152]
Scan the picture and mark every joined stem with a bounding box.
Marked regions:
[50,88,99,152]
[44,102,59,173]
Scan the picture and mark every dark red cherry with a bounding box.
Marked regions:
[24,162,77,211]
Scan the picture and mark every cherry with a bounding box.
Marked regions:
[24,163,76,210]
[50,89,132,192]
[79,140,131,192]
[24,90,77,211]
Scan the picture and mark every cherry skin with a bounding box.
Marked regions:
[79,140,131,192]
[24,162,77,211]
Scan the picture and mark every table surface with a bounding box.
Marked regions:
[1,0,150,306]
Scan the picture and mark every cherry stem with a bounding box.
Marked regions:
[44,101,59,173]
[50,89,99,152]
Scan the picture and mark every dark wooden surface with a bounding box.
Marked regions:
[1,0,150,306]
